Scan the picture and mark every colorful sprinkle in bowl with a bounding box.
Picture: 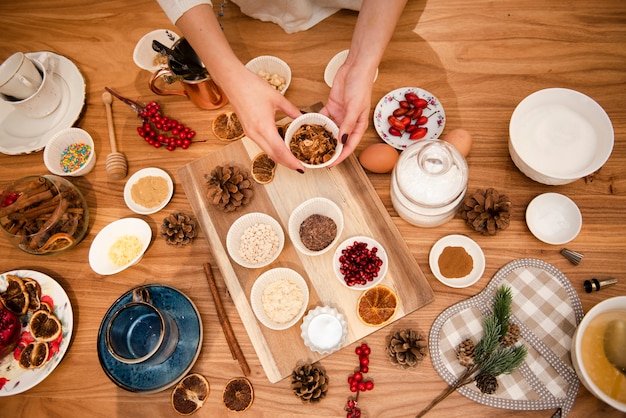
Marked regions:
[44,127,96,177]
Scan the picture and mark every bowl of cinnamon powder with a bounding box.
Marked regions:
[123,167,173,215]
[428,234,485,288]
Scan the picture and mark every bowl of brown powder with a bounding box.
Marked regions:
[428,234,485,288]
[123,167,174,215]
[288,197,343,256]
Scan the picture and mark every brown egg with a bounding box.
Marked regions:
[441,128,472,157]
[358,143,399,173]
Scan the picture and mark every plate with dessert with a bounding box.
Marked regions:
[0,269,73,396]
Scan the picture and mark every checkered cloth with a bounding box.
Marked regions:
[430,258,584,416]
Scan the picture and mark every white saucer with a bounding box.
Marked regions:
[525,193,582,245]
[0,52,86,155]
[429,234,485,288]
[123,167,174,215]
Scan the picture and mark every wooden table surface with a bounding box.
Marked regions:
[1,1,625,417]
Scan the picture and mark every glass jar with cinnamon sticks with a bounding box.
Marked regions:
[0,175,89,255]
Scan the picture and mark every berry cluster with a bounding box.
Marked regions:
[137,101,196,151]
[1,191,20,207]
[338,241,383,287]
[387,91,431,140]
[345,343,374,418]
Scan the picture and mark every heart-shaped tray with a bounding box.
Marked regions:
[430,258,584,416]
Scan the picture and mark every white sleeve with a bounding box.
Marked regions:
[156,0,213,24]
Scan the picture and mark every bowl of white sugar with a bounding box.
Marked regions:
[226,212,285,268]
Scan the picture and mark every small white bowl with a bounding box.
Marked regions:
[284,113,342,168]
[43,127,96,177]
[333,236,388,290]
[324,49,378,88]
[526,193,582,245]
[245,55,291,95]
[288,197,344,256]
[250,268,309,330]
[123,167,174,215]
[133,29,180,72]
[226,212,285,268]
[300,305,347,354]
[428,234,485,288]
[509,88,614,185]
[571,296,626,412]
[89,218,152,275]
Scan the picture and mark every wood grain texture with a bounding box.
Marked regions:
[0,0,625,417]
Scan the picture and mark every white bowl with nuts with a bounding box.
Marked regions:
[245,55,291,95]
[226,212,285,268]
[288,197,344,256]
[250,267,309,330]
[284,113,342,169]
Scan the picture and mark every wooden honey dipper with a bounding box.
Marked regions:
[102,91,128,180]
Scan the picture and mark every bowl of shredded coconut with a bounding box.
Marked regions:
[88,218,152,275]
[250,268,309,330]
[226,212,285,268]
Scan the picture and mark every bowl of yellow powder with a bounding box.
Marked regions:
[88,218,152,275]
[123,167,174,215]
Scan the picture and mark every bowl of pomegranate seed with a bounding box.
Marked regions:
[373,87,446,150]
[333,236,388,290]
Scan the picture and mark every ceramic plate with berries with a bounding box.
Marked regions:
[373,87,446,150]
[0,270,73,396]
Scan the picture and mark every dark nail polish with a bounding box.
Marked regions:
[341,134,348,144]
[297,168,304,174]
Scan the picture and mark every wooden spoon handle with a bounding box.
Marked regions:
[102,92,117,153]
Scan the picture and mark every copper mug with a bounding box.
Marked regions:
[149,38,228,110]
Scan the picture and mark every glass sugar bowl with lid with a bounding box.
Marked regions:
[391,139,468,227]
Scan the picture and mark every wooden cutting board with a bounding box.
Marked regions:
[178,137,434,383]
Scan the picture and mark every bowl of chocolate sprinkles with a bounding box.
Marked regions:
[288,197,343,256]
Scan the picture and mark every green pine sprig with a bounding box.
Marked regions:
[416,285,527,418]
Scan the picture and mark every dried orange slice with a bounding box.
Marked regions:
[29,309,62,342]
[222,377,254,412]
[171,373,210,415]
[39,233,75,253]
[18,341,49,369]
[251,152,277,184]
[23,277,41,312]
[212,111,244,141]
[0,275,29,316]
[357,285,398,326]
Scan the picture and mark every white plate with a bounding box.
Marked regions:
[429,234,485,288]
[132,29,179,72]
[526,193,582,245]
[0,52,86,155]
[373,87,446,150]
[123,167,174,215]
[0,269,73,396]
[250,268,309,330]
[89,218,152,275]
[333,236,388,290]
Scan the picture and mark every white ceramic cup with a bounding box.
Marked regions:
[0,52,43,100]
[1,58,61,119]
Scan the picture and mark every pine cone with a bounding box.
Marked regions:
[161,212,197,246]
[291,363,329,403]
[456,338,476,367]
[475,373,498,394]
[205,165,254,212]
[500,323,521,347]
[459,188,511,235]
[386,328,428,369]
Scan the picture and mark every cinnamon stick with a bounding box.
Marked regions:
[0,189,53,217]
[203,262,251,376]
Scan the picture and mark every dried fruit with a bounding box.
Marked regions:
[18,341,49,369]
[171,373,210,415]
[289,124,337,165]
[251,152,277,184]
[0,275,29,316]
[459,188,511,235]
[222,377,253,412]
[212,111,244,141]
[205,165,254,212]
[29,308,62,342]
[357,285,397,326]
